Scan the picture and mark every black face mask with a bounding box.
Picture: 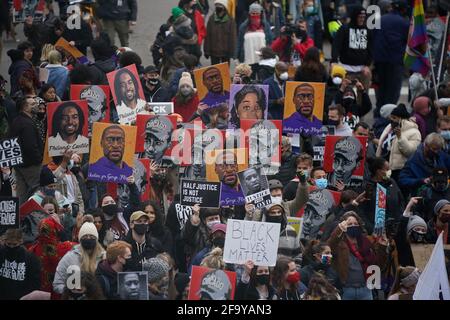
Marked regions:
[346,226,362,238]
[80,238,97,250]
[70,166,81,176]
[37,112,46,120]
[410,231,426,243]
[216,7,224,15]
[133,223,148,235]
[440,215,450,224]
[43,187,56,197]
[255,274,270,286]
[343,96,355,106]
[153,173,167,182]
[102,204,118,217]
[5,246,21,257]
[123,258,134,271]
[266,215,283,224]
[327,119,340,126]
[433,181,448,192]
[148,79,160,86]
[212,237,225,248]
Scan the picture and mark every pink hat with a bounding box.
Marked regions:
[413,96,431,116]
[211,223,227,234]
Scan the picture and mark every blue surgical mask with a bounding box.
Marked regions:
[305,6,315,15]
[441,130,450,141]
[315,178,328,189]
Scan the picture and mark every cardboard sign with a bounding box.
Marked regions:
[411,243,450,272]
[148,102,174,115]
[194,63,231,109]
[107,64,147,125]
[323,135,368,188]
[237,167,272,209]
[88,123,137,184]
[19,198,43,220]
[117,272,149,300]
[55,37,89,64]
[228,84,269,129]
[0,138,23,168]
[180,179,221,208]
[374,183,387,237]
[47,100,90,156]
[223,219,281,266]
[188,265,236,300]
[0,197,19,236]
[283,81,325,135]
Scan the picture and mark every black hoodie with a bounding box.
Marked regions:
[331,6,372,67]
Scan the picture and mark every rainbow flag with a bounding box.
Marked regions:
[404,0,431,76]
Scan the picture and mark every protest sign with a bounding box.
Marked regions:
[287,217,303,243]
[194,63,231,109]
[117,272,149,300]
[39,68,49,83]
[374,183,387,236]
[55,37,89,64]
[107,64,147,125]
[188,265,236,300]
[283,81,325,135]
[223,219,281,266]
[312,126,336,165]
[148,102,174,115]
[88,123,136,184]
[180,179,221,208]
[237,167,272,209]
[0,197,19,236]
[138,158,151,202]
[19,198,43,220]
[11,0,45,23]
[411,243,450,272]
[47,100,90,156]
[228,84,269,128]
[0,138,23,168]
[323,135,368,188]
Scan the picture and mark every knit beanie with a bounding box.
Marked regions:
[214,0,228,8]
[379,104,397,119]
[178,72,194,89]
[78,222,99,241]
[142,258,170,283]
[40,167,57,187]
[173,14,192,30]
[407,215,427,235]
[249,2,263,14]
[390,103,410,119]
[331,64,346,78]
[171,7,184,19]
[434,199,450,216]
[413,96,431,116]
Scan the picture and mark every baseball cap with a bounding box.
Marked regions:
[144,65,159,74]
[211,223,227,234]
[130,211,149,223]
[269,179,283,190]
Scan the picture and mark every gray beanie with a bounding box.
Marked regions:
[249,2,263,14]
[407,215,427,235]
[434,199,450,216]
[380,104,397,119]
[142,258,170,283]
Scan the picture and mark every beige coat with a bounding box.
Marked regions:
[376,119,422,170]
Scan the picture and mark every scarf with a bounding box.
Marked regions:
[249,15,262,31]
[345,237,370,279]
[214,12,230,23]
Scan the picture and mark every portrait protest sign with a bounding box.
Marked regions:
[237,167,272,209]
[223,219,281,267]
[55,37,89,64]
[19,198,43,220]
[12,0,45,23]
[138,158,151,202]
[287,217,303,243]
[312,126,336,166]
[180,179,221,208]
[107,64,147,125]
[0,138,23,168]
[188,265,236,300]
[47,100,90,156]
[117,272,149,300]
[228,84,269,129]
[88,122,136,184]
[240,119,281,175]
[323,135,368,188]
[0,197,19,236]
[148,102,174,115]
[135,114,178,166]
[283,81,325,135]
[193,62,231,109]
[374,183,387,237]
[70,85,111,133]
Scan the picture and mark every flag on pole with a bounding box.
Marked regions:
[404,0,431,76]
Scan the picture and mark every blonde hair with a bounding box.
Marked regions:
[200,247,225,270]
[48,50,62,65]
[235,63,252,77]
[40,44,55,62]
[80,242,105,274]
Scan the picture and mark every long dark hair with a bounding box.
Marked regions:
[303,240,329,266]
[230,85,267,128]
[51,101,86,138]
[272,255,296,294]
[295,47,326,80]
[141,200,166,237]
[61,272,105,300]
[39,83,58,102]
[114,68,139,105]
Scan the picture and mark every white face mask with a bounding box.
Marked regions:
[385,169,392,179]
[271,196,282,203]
[279,72,289,81]
[332,77,342,86]
[206,220,220,230]
[180,87,192,96]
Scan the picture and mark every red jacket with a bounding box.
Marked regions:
[271,36,315,62]
[173,94,199,123]
[193,10,206,45]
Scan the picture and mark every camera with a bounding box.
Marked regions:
[282,24,306,40]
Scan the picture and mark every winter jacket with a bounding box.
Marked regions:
[236,18,273,63]
[0,246,41,300]
[50,163,85,215]
[9,112,43,167]
[376,119,422,171]
[45,64,69,98]
[235,279,276,300]
[372,11,409,65]
[333,89,372,129]
[97,0,137,21]
[95,260,119,300]
[123,230,163,272]
[271,36,314,63]
[181,218,210,261]
[23,13,60,62]
[300,262,342,292]
[399,144,450,193]
[89,58,117,85]
[143,82,171,103]
[183,8,207,45]
[416,186,450,222]
[173,94,200,123]
[264,3,285,38]
[7,50,34,96]
[204,13,237,59]
[280,180,309,217]
[62,20,93,55]
[262,75,284,120]
[294,64,328,83]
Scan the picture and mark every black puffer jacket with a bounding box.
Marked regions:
[124,230,163,271]
[97,0,138,21]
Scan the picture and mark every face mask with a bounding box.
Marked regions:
[278,72,289,81]
[5,246,21,256]
[212,237,225,248]
[153,172,167,182]
[133,223,148,235]
[70,166,81,175]
[216,7,224,15]
[37,112,46,120]
[80,238,97,250]
[180,87,192,96]
[385,170,392,180]
[305,6,315,15]
[327,119,340,126]
[250,15,261,27]
[102,204,118,217]
[302,170,310,180]
[440,215,450,224]
[271,196,282,203]
[332,77,342,86]
[256,274,270,286]
[315,178,328,189]
[207,220,220,230]
[410,231,426,243]
[434,181,448,192]
[441,130,450,140]
[321,254,332,265]
[286,271,300,284]
[148,79,160,86]
[123,257,134,271]
[343,96,355,105]
[346,226,362,238]
[266,215,283,224]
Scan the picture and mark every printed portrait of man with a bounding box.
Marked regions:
[214,150,245,206]
[114,67,147,124]
[301,189,335,240]
[80,85,107,125]
[118,159,148,208]
[249,120,279,174]
[144,116,174,163]
[200,66,230,108]
[283,83,322,136]
[89,125,133,180]
[329,136,363,187]
[48,101,89,155]
[118,272,147,300]
[239,167,262,196]
[197,269,232,300]
[187,130,221,179]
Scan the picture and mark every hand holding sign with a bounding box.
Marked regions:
[190,204,201,226]
[244,260,255,276]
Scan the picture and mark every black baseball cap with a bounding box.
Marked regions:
[144,65,160,74]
